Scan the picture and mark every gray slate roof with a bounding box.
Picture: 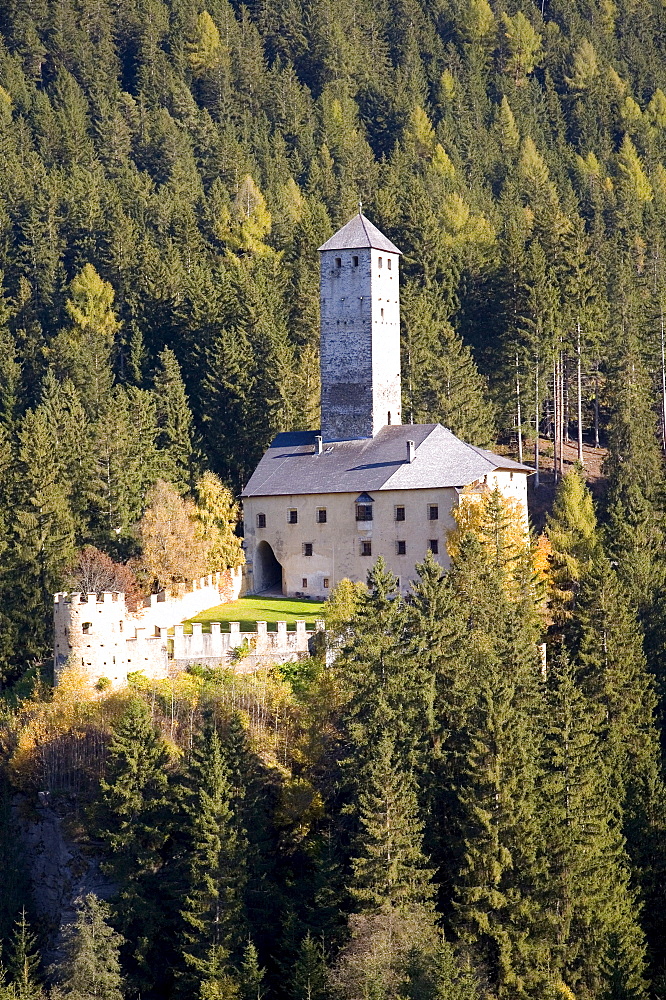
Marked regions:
[242,424,533,498]
[318,213,402,254]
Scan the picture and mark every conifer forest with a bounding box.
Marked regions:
[3,0,666,997]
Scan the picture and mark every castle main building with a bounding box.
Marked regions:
[241,212,533,599]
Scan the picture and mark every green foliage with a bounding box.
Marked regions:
[56,895,125,1000]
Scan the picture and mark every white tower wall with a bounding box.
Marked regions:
[320,245,401,441]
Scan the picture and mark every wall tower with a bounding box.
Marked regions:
[318,213,402,441]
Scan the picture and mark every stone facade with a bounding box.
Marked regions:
[243,469,528,599]
[320,244,401,441]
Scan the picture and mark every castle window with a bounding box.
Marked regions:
[510,471,514,480]
[303,543,313,556]
[119,621,123,632]
[387,258,392,270]
[378,257,383,267]
[395,506,405,522]
[397,540,406,555]
[356,504,373,521]
[388,411,391,425]
[381,308,384,318]
[428,505,439,521]
[352,255,359,266]
[82,622,92,634]
[335,257,342,268]
[257,512,266,528]
[361,541,372,557]
[323,577,330,589]
[288,509,298,524]
[429,539,439,554]
[302,578,308,588]
[316,508,327,523]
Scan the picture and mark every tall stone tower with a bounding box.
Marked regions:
[318,213,402,442]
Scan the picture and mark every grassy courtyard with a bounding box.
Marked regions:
[182,595,327,633]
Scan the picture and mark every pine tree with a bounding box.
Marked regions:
[545,467,599,622]
[350,733,434,917]
[289,934,328,1000]
[56,895,124,1000]
[153,347,194,493]
[97,699,171,979]
[175,727,246,996]
[541,649,649,999]
[238,941,264,1000]
[7,909,41,998]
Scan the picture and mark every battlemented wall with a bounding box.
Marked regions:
[54,569,244,688]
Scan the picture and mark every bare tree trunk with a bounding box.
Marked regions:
[516,354,523,464]
[594,362,600,448]
[553,356,558,483]
[661,308,666,452]
[560,351,566,477]
[535,356,540,487]
[563,352,570,443]
[577,320,584,465]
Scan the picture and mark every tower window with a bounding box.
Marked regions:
[335,257,342,268]
[352,255,358,266]
[428,505,439,521]
[356,504,373,521]
[378,257,383,268]
[387,411,391,425]
[429,539,439,554]
[361,541,372,557]
[256,512,266,528]
[302,578,308,588]
[395,506,405,521]
[288,509,298,524]
[316,508,327,523]
[387,258,392,270]
[397,540,406,555]
[381,308,384,318]
[303,543,313,556]
[323,577,330,589]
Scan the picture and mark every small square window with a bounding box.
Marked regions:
[303,543,313,556]
[397,540,406,555]
[395,506,405,522]
[429,539,439,554]
[335,257,342,268]
[302,578,308,588]
[361,541,372,557]
[352,255,359,266]
[378,256,383,268]
[428,505,439,521]
[316,508,327,523]
[387,258,392,270]
[288,509,298,524]
[323,577,330,588]
[256,512,266,528]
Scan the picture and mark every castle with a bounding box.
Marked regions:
[241,212,532,598]
[54,211,532,686]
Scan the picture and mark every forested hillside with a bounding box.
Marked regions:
[1,0,666,997]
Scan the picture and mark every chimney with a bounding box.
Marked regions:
[314,435,323,455]
[406,440,415,463]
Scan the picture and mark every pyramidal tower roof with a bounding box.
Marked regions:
[318,212,402,254]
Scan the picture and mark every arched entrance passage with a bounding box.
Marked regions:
[254,540,283,594]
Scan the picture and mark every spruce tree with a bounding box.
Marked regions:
[97,699,171,981]
[153,347,194,493]
[289,934,328,1000]
[541,650,649,999]
[545,466,599,622]
[7,909,41,998]
[56,895,124,1000]
[175,727,246,996]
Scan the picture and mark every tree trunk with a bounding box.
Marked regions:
[661,309,666,452]
[577,320,584,465]
[594,362,600,448]
[534,356,540,487]
[553,356,558,483]
[515,354,523,464]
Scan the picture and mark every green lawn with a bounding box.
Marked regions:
[182,595,327,633]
